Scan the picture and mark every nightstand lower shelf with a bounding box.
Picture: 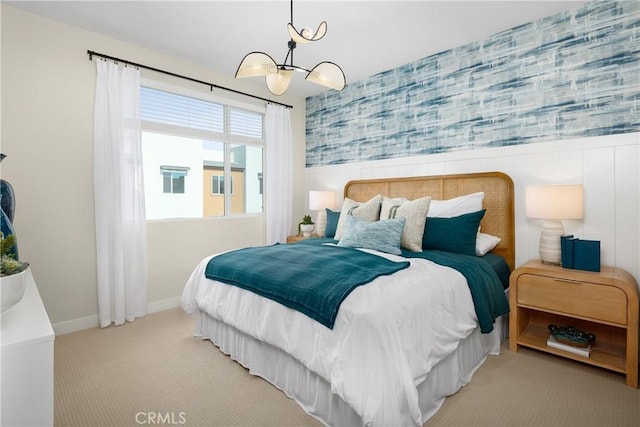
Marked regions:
[516,324,627,374]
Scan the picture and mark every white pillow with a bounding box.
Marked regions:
[380,196,407,220]
[388,196,432,252]
[334,194,382,240]
[428,192,484,218]
[476,232,501,256]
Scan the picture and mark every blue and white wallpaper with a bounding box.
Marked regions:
[306,1,640,167]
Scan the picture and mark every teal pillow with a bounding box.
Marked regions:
[324,209,340,237]
[422,209,486,256]
[338,216,406,255]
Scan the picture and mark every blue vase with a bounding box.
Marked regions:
[0,203,18,260]
[0,154,18,260]
[1,179,15,223]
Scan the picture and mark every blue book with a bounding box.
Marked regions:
[573,239,601,272]
[560,235,575,268]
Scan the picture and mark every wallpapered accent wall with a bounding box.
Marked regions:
[305,1,640,167]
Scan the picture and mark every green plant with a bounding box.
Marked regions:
[1,233,28,276]
[298,214,314,234]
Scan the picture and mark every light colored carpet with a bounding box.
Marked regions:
[54,308,640,427]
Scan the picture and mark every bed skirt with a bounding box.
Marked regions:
[195,311,503,426]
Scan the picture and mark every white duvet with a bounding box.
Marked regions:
[181,246,478,426]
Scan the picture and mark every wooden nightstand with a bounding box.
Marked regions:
[509,259,639,388]
[286,234,317,243]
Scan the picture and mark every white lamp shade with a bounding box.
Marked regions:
[525,185,584,220]
[306,62,346,91]
[309,190,336,211]
[287,21,327,44]
[235,52,278,78]
[266,70,294,96]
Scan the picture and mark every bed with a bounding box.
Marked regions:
[181,171,515,426]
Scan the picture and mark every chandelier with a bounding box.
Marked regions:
[235,0,346,96]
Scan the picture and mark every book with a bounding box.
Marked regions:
[547,334,591,357]
[560,235,575,268]
[573,239,601,272]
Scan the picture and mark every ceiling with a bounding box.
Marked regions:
[8,1,587,98]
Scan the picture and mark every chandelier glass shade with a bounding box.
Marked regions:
[235,0,345,96]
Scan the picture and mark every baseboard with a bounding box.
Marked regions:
[52,296,182,336]
[52,313,100,336]
[147,296,181,314]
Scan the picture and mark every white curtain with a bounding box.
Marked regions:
[93,60,148,327]
[265,104,293,245]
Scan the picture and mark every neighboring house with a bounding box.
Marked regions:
[202,161,245,217]
[142,137,261,220]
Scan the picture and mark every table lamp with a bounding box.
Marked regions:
[309,190,336,237]
[526,185,583,265]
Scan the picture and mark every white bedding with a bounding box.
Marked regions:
[181,247,479,426]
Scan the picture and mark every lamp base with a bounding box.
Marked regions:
[539,220,564,265]
[315,210,327,237]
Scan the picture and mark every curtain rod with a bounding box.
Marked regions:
[86,50,293,109]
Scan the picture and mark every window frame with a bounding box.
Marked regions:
[140,79,266,220]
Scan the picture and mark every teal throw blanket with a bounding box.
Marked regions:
[205,244,410,329]
[401,249,510,333]
[295,238,510,333]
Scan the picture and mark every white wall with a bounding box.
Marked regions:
[305,133,640,286]
[1,5,307,333]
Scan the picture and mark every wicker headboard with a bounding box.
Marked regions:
[344,172,515,270]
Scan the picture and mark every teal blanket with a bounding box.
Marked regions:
[401,249,510,333]
[205,244,410,329]
[297,239,509,333]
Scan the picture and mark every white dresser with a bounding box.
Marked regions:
[1,269,54,426]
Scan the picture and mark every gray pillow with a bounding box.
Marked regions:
[338,215,406,255]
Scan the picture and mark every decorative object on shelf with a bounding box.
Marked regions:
[525,184,583,265]
[298,214,315,237]
[0,154,15,223]
[1,233,29,313]
[0,153,18,259]
[1,153,29,313]
[309,190,336,237]
[235,0,345,95]
[548,324,595,348]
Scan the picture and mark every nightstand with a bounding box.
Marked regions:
[286,234,317,243]
[509,259,639,388]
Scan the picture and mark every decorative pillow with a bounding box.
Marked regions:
[324,209,340,238]
[427,192,484,218]
[334,194,382,240]
[422,209,486,256]
[387,196,431,252]
[476,232,501,256]
[380,196,407,220]
[338,215,406,255]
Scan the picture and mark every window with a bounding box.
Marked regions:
[211,175,233,195]
[212,175,223,194]
[140,84,264,220]
[161,166,189,194]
